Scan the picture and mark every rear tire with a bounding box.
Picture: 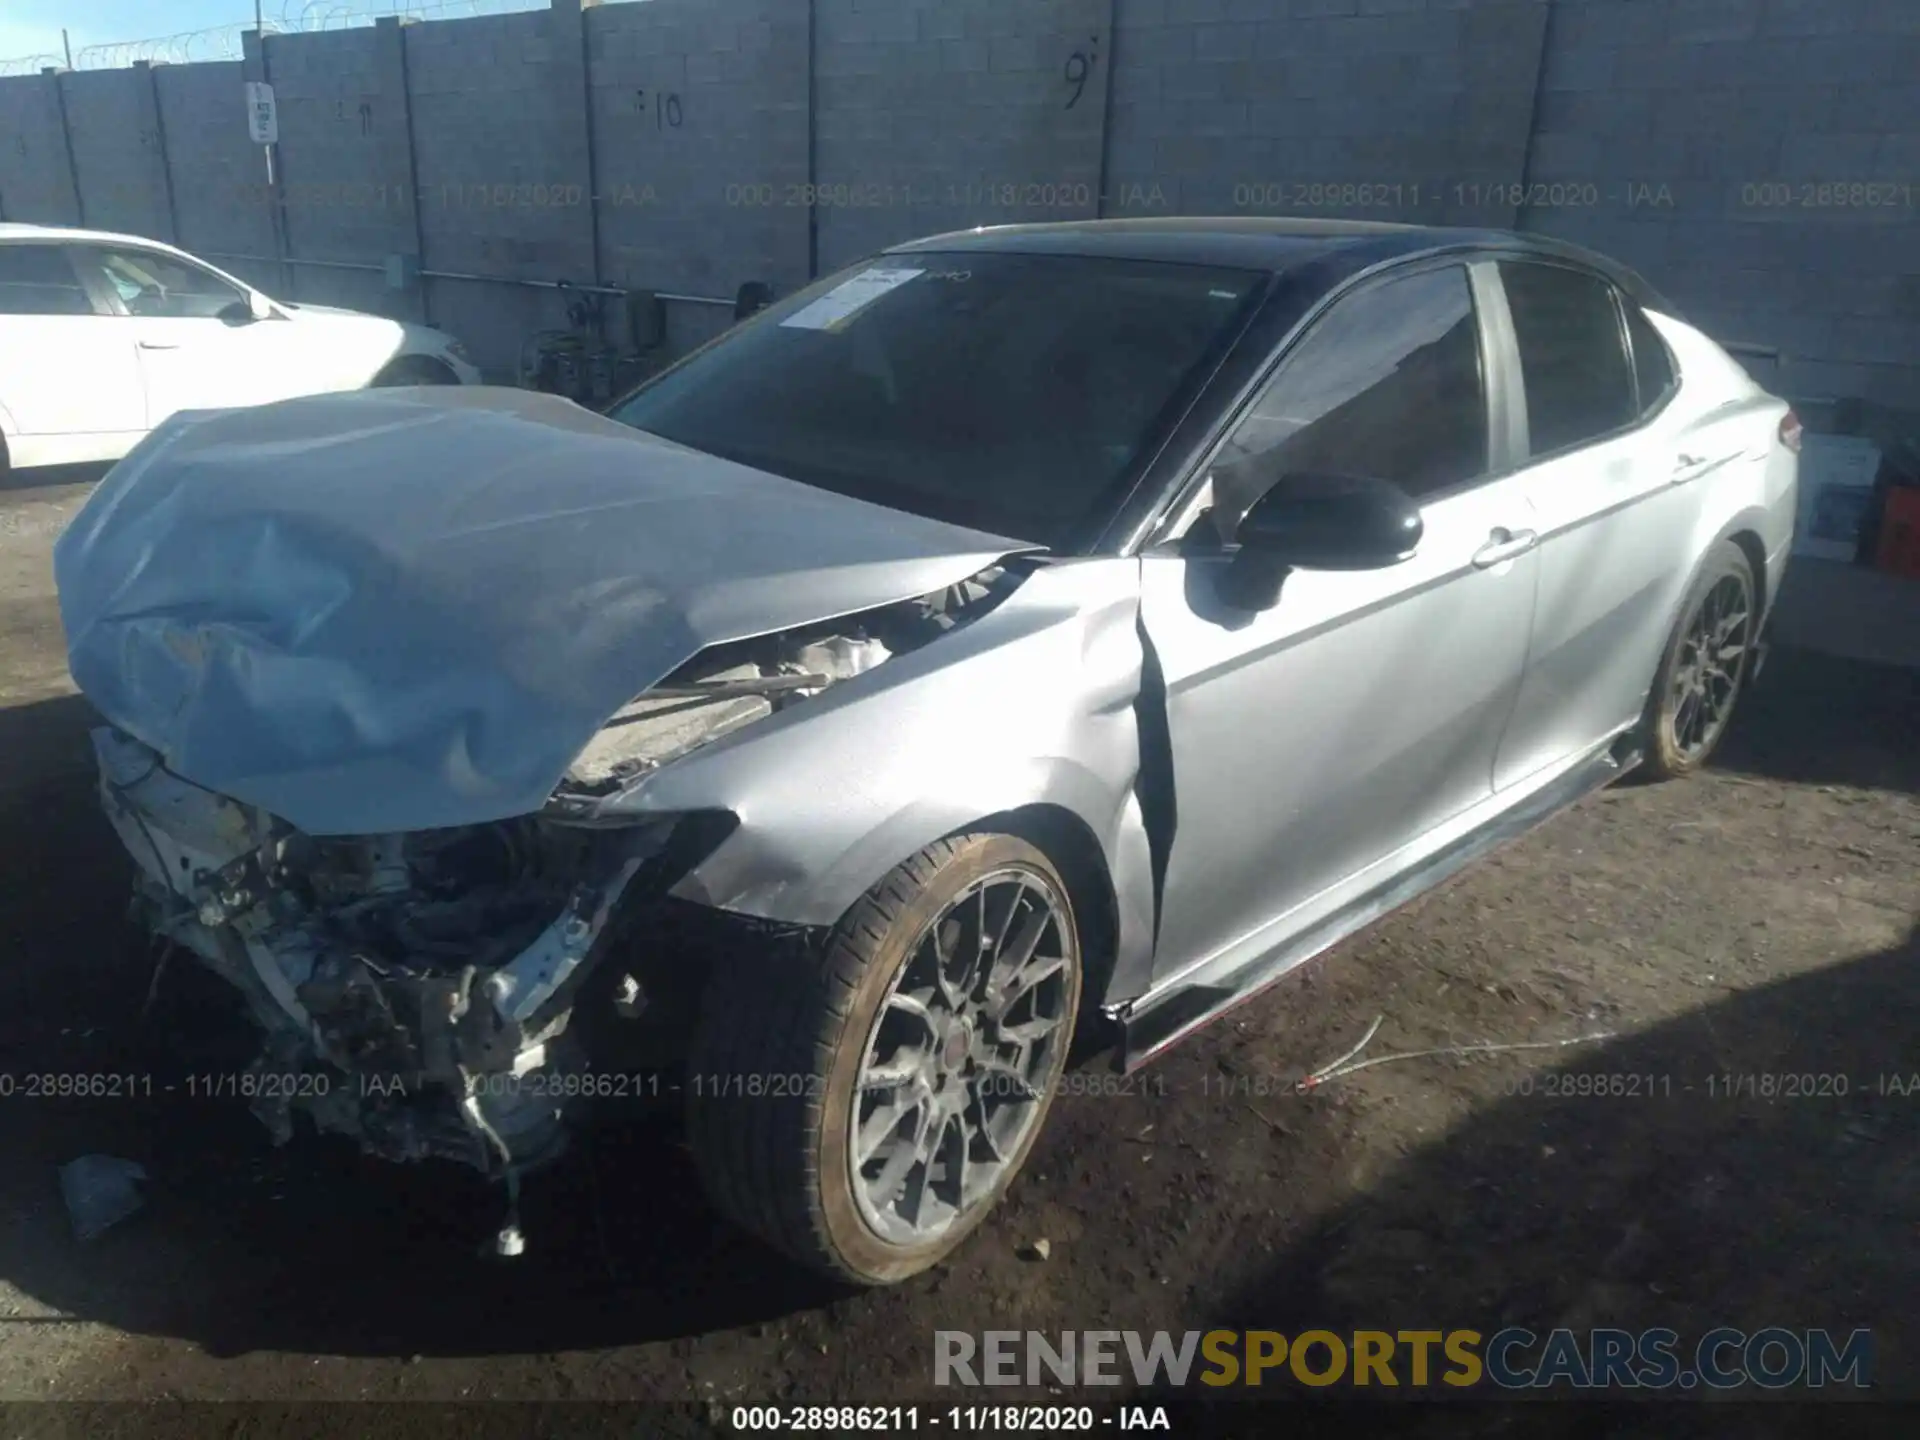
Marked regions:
[1638,540,1757,780]
[685,833,1082,1284]
[371,355,459,387]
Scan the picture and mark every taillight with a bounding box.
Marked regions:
[1778,409,1803,453]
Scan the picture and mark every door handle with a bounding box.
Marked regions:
[136,340,180,351]
[1472,528,1538,568]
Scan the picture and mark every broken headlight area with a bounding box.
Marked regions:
[94,725,678,1182]
[549,560,1024,811]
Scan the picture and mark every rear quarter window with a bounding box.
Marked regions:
[1624,301,1677,414]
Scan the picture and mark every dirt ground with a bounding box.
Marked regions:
[1,471,1917,1428]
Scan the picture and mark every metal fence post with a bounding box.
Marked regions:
[241,27,294,298]
[374,16,431,323]
[551,0,603,288]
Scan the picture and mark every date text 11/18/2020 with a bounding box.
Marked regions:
[11,1071,1919,1102]
[723,182,1151,210]
[1500,1072,1920,1099]
[0,1070,660,1101]
[1230,182,1677,211]
[0,1070,1161,1104]
[727,1405,1171,1432]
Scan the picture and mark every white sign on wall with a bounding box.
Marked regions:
[245,81,278,145]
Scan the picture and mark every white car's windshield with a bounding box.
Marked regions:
[609,252,1266,548]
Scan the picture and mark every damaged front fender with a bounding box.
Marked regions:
[575,558,1162,1010]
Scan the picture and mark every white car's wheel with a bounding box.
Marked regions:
[371,355,459,387]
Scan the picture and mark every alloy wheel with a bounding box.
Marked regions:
[1666,570,1752,762]
[849,866,1073,1246]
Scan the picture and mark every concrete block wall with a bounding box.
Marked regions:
[154,60,277,266]
[812,0,1111,269]
[60,65,174,242]
[407,11,589,280]
[588,0,811,295]
[0,72,81,224]
[1107,0,1549,226]
[260,28,410,271]
[406,8,594,368]
[1522,0,1920,410]
[2,0,1914,404]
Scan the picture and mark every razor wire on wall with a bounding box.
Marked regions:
[0,0,579,74]
[0,53,63,76]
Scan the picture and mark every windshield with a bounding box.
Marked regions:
[608,252,1266,548]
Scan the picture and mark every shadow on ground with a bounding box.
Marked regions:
[0,461,112,495]
[1715,644,1920,795]
[1209,924,1919,1390]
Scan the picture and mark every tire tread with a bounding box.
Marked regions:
[1637,539,1755,781]
[686,837,969,1280]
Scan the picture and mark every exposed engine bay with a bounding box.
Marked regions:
[93,566,1021,1251]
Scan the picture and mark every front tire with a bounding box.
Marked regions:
[686,834,1082,1284]
[1639,540,1757,779]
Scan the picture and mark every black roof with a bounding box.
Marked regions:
[887,217,1673,313]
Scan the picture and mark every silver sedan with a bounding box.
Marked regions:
[57,218,1799,1283]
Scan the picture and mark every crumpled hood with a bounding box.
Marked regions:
[56,387,1026,834]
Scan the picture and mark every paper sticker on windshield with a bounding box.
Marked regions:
[780,266,924,332]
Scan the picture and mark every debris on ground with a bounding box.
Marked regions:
[58,1155,148,1241]
[1021,1238,1051,1262]
[1247,1104,1293,1137]
[1296,1014,1618,1092]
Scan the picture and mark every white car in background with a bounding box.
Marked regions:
[0,222,480,475]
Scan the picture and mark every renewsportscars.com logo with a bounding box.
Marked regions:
[933,1328,1874,1391]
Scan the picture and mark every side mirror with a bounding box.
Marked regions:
[1218,473,1422,610]
[218,292,275,325]
[1235,472,1423,568]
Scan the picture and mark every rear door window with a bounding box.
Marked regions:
[0,244,96,316]
[1499,261,1637,458]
